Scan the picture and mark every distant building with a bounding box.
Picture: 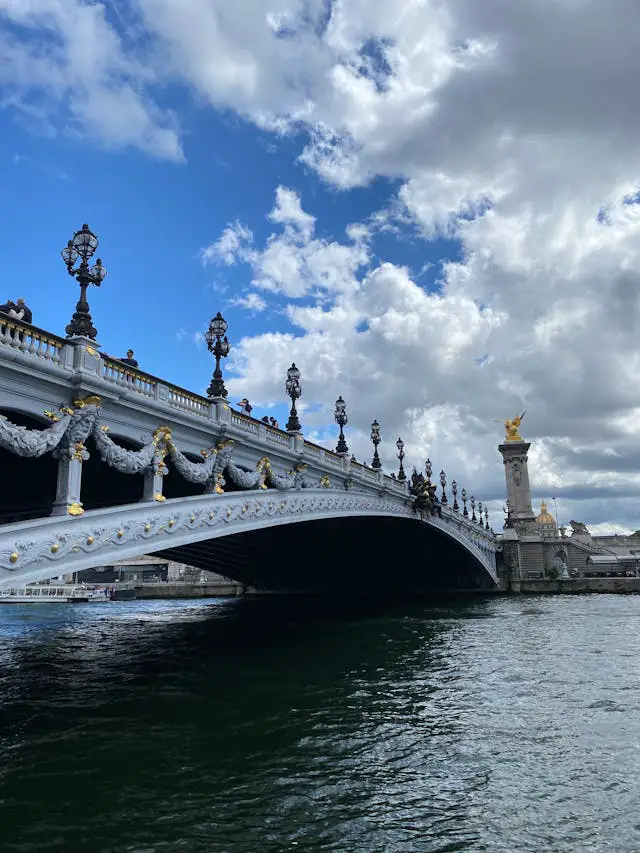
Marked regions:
[76,555,235,586]
[499,430,640,584]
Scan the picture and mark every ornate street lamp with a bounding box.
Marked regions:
[61,223,107,340]
[205,312,231,398]
[478,500,483,524]
[370,420,382,469]
[439,470,448,505]
[396,437,406,481]
[461,487,468,517]
[334,396,349,454]
[484,506,490,530]
[470,495,477,522]
[451,480,459,512]
[425,458,432,486]
[285,363,302,432]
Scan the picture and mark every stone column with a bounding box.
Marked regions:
[51,442,89,516]
[498,440,537,532]
[141,439,169,503]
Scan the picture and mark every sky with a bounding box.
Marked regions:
[1,0,640,535]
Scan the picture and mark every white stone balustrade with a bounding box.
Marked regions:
[0,317,65,365]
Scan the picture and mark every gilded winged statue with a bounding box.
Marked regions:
[503,412,526,442]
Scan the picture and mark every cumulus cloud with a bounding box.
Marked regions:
[202,187,369,299]
[0,0,183,160]
[6,0,640,529]
[228,292,268,313]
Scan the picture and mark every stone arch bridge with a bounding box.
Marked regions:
[0,316,499,593]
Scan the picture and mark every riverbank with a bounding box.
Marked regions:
[134,582,244,599]
[503,577,640,594]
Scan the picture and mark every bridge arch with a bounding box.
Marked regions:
[0,489,498,591]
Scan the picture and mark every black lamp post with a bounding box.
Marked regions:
[396,437,406,481]
[334,396,349,454]
[425,458,432,486]
[471,495,477,522]
[484,506,490,530]
[61,223,107,340]
[478,500,483,524]
[370,420,382,469]
[461,487,468,517]
[439,470,448,505]
[285,363,302,432]
[451,480,459,512]
[205,312,231,398]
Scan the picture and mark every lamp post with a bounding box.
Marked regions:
[396,437,406,481]
[370,420,382,469]
[61,223,107,340]
[439,470,448,505]
[470,495,476,522]
[484,506,490,530]
[425,458,432,486]
[461,487,468,517]
[478,500,483,524]
[334,396,349,454]
[205,312,230,398]
[451,480,459,512]
[285,363,302,432]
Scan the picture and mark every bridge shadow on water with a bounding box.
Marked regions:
[156,515,494,595]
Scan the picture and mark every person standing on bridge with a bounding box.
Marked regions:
[237,398,253,415]
[1,297,32,324]
[119,349,138,368]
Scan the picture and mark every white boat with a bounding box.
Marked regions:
[0,584,112,603]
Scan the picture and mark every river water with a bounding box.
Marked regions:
[1,594,639,853]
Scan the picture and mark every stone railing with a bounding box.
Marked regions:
[0,316,67,365]
[100,357,156,397]
[167,387,209,418]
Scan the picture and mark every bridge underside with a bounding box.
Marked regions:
[155,515,495,594]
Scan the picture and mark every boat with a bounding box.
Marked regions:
[0,584,112,603]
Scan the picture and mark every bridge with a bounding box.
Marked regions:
[0,293,499,594]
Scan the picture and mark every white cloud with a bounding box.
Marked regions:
[0,0,183,160]
[203,187,369,299]
[201,222,254,266]
[228,292,268,313]
[5,0,640,529]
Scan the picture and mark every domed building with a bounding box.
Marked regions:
[536,500,557,537]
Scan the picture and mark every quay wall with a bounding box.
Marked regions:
[135,582,244,599]
[499,577,640,595]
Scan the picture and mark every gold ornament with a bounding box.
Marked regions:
[72,395,102,409]
[67,502,84,516]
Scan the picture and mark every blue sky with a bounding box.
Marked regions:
[2,0,640,532]
[0,100,456,404]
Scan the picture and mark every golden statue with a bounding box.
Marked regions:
[503,412,526,442]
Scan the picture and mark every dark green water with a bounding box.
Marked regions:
[1,594,639,853]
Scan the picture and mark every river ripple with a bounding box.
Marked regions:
[1,594,640,852]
